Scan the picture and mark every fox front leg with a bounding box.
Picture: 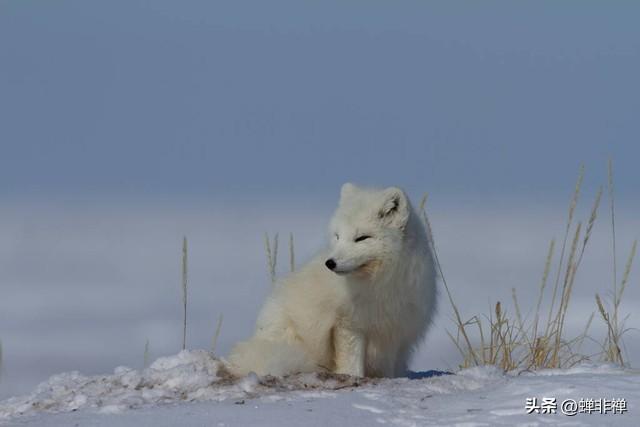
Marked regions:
[333,327,366,377]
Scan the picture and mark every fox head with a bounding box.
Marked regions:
[325,183,411,279]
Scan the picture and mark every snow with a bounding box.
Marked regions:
[0,350,226,419]
[2,351,639,426]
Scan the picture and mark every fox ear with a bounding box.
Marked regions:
[377,187,409,230]
[340,182,358,201]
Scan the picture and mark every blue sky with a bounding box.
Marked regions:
[1,1,639,202]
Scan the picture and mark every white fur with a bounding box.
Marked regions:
[228,183,437,378]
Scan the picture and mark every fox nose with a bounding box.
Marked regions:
[325,259,336,271]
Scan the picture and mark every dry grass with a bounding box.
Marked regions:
[264,233,279,285]
[211,314,224,355]
[144,338,150,369]
[593,158,639,366]
[595,240,637,366]
[420,194,479,366]
[422,164,636,371]
[289,232,296,272]
[182,236,188,351]
[175,236,225,354]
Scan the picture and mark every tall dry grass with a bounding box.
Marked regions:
[593,159,638,366]
[174,236,225,354]
[264,232,297,282]
[595,240,637,366]
[143,338,150,369]
[289,232,295,273]
[421,164,636,371]
[182,236,188,351]
[211,314,224,355]
[264,233,279,285]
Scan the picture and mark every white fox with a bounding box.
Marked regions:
[228,183,437,377]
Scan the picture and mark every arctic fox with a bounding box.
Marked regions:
[228,183,437,378]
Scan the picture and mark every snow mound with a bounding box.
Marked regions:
[0,350,228,419]
[0,350,391,420]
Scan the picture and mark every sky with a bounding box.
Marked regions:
[1,1,639,202]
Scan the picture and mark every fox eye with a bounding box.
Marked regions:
[354,235,371,242]
[334,233,340,240]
